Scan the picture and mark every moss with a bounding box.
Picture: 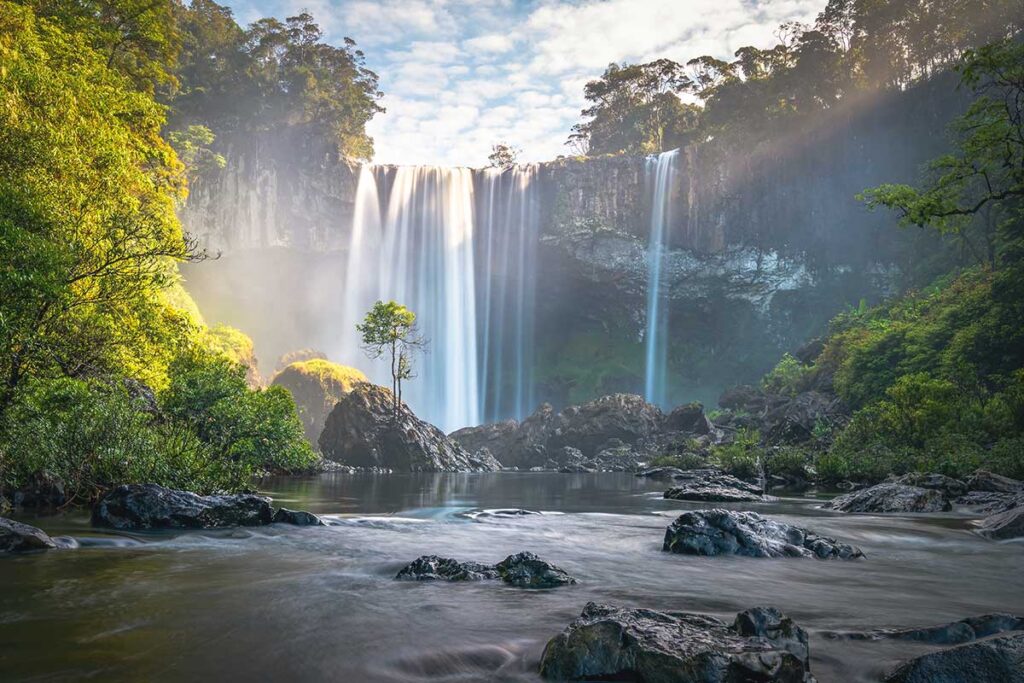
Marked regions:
[271,359,368,447]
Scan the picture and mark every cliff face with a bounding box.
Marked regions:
[179,73,969,411]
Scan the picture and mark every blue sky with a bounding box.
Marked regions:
[222,0,826,166]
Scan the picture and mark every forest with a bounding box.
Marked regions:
[1,0,1023,681]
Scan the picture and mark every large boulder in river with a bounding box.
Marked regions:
[539,602,814,682]
[271,359,368,447]
[663,509,863,559]
[0,517,74,552]
[396,552,575,588]
[449,418,523,467]
[884,632,1024,683]
[319,383,500,472]
[92,484,274,530]
[663,469,764,502]
[823,482,951,513]
[547,394,664,457]
[967,470,1024,494]
[976,505,1024,541]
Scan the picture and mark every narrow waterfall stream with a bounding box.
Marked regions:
[337,164,539,432]
[643,149,679,408]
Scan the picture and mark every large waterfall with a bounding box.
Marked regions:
[643,149,679,408]
[338,164,538,432]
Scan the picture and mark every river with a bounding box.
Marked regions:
[1,473,1021,681]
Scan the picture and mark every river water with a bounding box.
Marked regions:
[1,473,1021,681]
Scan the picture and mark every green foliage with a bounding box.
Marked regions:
[168,125,226,182]
[763,447,811,480]
[279,359,367,393]
[710,429,761,480]
[487,143,520,169]
[762,353,811,395]
[647,452,707,470]
[357,300,423,412]
[162,349,315,473]
[0,377,243,501]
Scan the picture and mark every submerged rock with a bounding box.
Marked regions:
[663,509,863,559]
[0,517,71,553]
[824,613,1024,645]
[884,632,1024,683]
[319,383,500,472]
[272,508,325,526]
[396,552,576,588]
[538,602,815,682]
[92,484,274,530]
[976,505,1024,541]
[823,482,951,513]
[663,469,764,502]
[395,555,500,582]
[494,552,576,588]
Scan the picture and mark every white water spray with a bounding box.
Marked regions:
[643,149,679,408]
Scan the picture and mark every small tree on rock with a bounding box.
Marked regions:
[356,301,425,416]
[487,142,520,168]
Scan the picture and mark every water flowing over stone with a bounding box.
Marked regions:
[643,149,678,409]
[338,164,540,431]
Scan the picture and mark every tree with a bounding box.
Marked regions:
[567,59,700,155]
[356,301,425,416]
[487,142,520,168]
[859,40,1024,266]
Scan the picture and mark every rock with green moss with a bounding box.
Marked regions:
[271,359,368,447]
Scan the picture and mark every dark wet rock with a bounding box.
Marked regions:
[664,469,764,503]
[663,509,864,559]
[395,555,500,582]
[823,482,951,513]
[956,491,1024,513]
[664,402,712,435]
[763,391,845,446]
[884,632,1024,683]
[92,484,274,530]
[890,473,967,498]
[825,613,1024,645]
[538,602,815,682]
[495,552,576,588]
[319,383,499,472]
[458,508,542,520]
[0,495,10,516]
[976,505,1024,541]
[966,470,1024,494]
[547,394,664,457]
[272,508,325,526]
[396,552,576,588]
[449,419,521,465]
[1,517,60,552]
[733,606,811,670]
[11,470,67,509]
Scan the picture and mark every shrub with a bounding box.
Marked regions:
[711,429,761,480]
[762,354,810,396]
[764,447,810,480]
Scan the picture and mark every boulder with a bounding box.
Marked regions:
[889,473,967,498]
[395,555,499,582]
[636,466,688,480]
[270,360,367,447]
[884,632,1024,683]
[976,505,1024,541]
[449,419,521,465]
[967,470,1024,494]
[664,469,764,503]
[823,483,951,513]
[539,602,815,683]
[0,517,72,552]
[825,613,1024,645]
[763,390,845,445]
[956,491,1024,513]
[494,552,576,589]
[549,394,664,457]
[663,509,864,559]
[272,508,325,526]
[396,552,576,588]
[319,383,500,472]
[92,484,274,530]
[664,402,712,435]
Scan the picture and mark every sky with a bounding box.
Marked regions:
[223,0,827,167]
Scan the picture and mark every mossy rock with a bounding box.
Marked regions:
[201,325,262,387]
[271,359,368,448]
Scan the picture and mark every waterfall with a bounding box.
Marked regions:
[340,166,479,432]
[643,149,679,409]
[476,165,540,423]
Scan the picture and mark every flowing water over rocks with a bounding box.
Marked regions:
[1,472,1022,682]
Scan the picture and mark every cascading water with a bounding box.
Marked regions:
[476,165,540,424]
[339,166,479,432]
[643,149,679,409]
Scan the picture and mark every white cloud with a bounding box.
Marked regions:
[238,0,827,165]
